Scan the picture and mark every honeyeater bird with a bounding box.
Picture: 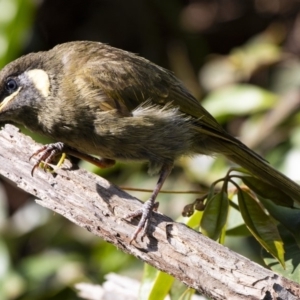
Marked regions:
[0,41,299,241]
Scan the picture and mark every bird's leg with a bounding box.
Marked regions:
[30,142,115,175]
[125,163,173,242]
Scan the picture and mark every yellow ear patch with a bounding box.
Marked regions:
[0,87,22,112]
[26,69,50,98]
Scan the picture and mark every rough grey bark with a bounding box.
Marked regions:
[0,124,299,300]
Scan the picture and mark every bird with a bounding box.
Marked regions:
[0,40,299,241]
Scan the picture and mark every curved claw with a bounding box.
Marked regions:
[29,143,117,176]
[125,201,159,243]
[30,142,65,176]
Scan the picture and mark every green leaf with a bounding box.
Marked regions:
[241,176,294,207]
[226,197,251,236]
[185,210,203,229]
[139,264,174,300]
[262,226,300,283]
[170,283,195,300]
[259,197,300,247]
[238,189,285,267]
[200,192,229,240]
[226,224,251,236]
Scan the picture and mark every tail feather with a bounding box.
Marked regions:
[224,143,300,206]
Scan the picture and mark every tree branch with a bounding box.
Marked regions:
[0,124,299,300]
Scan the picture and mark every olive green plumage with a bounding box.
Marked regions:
[0,40,299,204]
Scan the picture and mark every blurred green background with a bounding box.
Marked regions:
[1,0,300,299]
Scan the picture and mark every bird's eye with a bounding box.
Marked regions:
[5,78,18,94]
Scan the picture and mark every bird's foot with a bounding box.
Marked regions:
[125,199,159,243]
[30,142,66,176]
[30,141,116,176]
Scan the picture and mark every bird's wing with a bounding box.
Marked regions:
[82,51,244,146]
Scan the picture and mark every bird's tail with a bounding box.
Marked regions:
[223,142,300,206]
